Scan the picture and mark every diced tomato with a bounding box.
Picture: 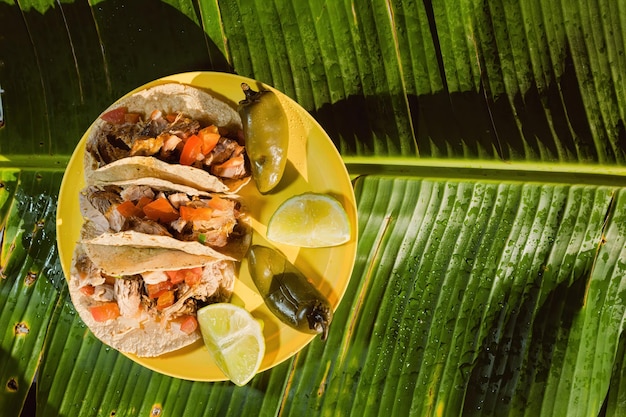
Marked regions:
[183,267,203,286]
[179,205,213,221]
[142,197,179,223]
[146,280,173,299]
[149,109,162,120]
[165,270,185,285]
[124,113,141,123]
[116,200,142,218]
[90,302,120,322]
[180,315,198,335]
[207,195,233,211]
[156,290,175,310]
[80,285,95,296]
[198,126,221,154]
[135,196,153,210]
[165,267,203,286]
[180,134,203,165]
[100,107,128,124]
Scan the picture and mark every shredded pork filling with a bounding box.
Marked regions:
[76,255,234,329]
[82,184,245,248]
[87,110,249,180]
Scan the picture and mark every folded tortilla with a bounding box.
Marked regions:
[69,243,235,357]
[84,82,250,193]
[79,177,251,261]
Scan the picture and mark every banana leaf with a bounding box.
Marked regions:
[2,0,626,416]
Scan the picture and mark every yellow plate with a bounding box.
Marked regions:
[56,71,358,381]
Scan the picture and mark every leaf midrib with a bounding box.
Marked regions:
[344,156,626,187]
[3,154,626,189]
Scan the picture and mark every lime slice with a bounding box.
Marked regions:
[197,303,265,386]
[266,193,351,247]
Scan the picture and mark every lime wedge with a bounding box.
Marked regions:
[266,193,351,247]
[197,303,265,386]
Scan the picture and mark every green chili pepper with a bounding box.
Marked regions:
[247,245,332,340]
[238,83,289,194]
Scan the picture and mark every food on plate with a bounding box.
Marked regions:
[238,83,289,194]
[247,245,333,340]
[266,192,351,247]
[78,177,251,261]
[197,303,265,386]
[69,244,236,357]
[58,73,357,381]
[84,83,250,193]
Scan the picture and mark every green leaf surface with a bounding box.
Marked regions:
[0,170,62,415]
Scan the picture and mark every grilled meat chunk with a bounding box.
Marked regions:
[125,217,172,237]
[85,186,123,215]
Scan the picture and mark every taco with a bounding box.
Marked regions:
[69,242,235,357]
[79,177,251,261]
[84,83,250,193]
